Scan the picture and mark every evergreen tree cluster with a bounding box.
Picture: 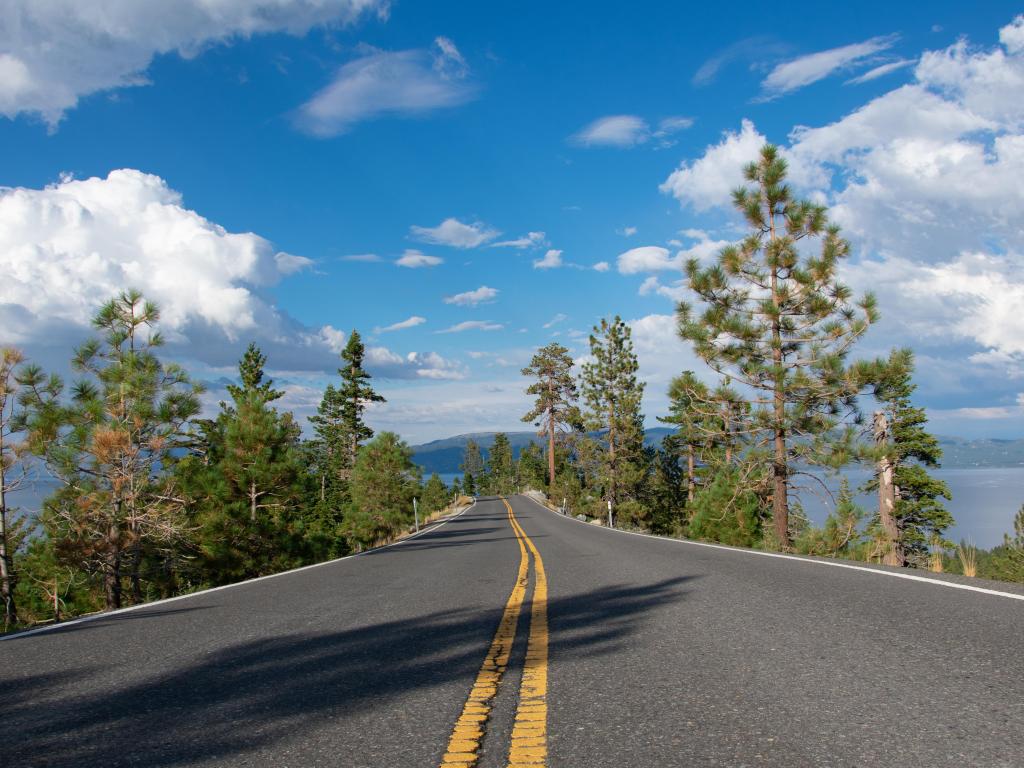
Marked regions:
[1,298,465,631]
[519,144,979,574]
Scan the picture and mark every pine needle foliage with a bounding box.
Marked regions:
[522,343,581,486]
[677,144,878,547]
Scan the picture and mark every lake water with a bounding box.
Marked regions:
[9,468,1023,550]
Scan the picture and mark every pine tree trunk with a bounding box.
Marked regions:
[130,541,143,604]
[608,409,616,507]
[769,208,790,548]
[873,411,903,566]
[547,380,556,487]
[0,478,17,627]
[105,544,122,610]
[250,480,258,522]
[686,445,695,506]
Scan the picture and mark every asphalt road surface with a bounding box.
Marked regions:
[3,495,1023,767]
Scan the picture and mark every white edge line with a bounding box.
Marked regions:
[518,494,1024,603]
[3,500,478,641]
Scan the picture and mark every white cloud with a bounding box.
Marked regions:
[533,249,563,269]
[617,246,675,274]
[572,115,648,147]
[760,34,898,98]
[638,276,688,302]
[444,285,498,306]
[660,119,767,210]
[375,315,427,333]
[543,313,568,329]
[341,253,382,262]
[661,16,1024,417]
[491,231,546,249]
[619,226,638,237]
[618,231,728,275]
[437,320,503,333]
[410,217,499,248]
[593,261,610,272]
[846,59,916,85]
[2,0,388,128]
[0,169,311,350]
[295,38,476,137]
[571,114,692,148]
[396,249,443,268]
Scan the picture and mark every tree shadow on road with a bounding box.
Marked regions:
[2,576,697,768]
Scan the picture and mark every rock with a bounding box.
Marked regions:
[575,514,587,521]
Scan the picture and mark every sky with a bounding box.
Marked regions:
[2,1,1024,443]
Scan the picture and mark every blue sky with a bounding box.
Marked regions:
[2,1,1024,442]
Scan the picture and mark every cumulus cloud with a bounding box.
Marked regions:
[396,249,443,268]
[660,16,1024,422]
[366,346,466,380]
[759,34,899,99]
[410,217,499,248]
[0,169,311,350]
[374,316,426,333]
[593,261,610,272]
[533,249,563,269]
[437,320,503,333]
[491,231,546,249]
[295,37,476,137]
[444,285,498,306]
[2,0,387,127]
[571,114,693,148]
[617,231,728,274]
[660,119,767,210]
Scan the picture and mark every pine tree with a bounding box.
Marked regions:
[308,383,349,513]
[227,342,283,404]
[178,349,306,584]
[869,348,952,567]
[661,371,711,504]
[346,432,419,548]
[337,330,385,471]
[522,343,581,486]
[678,144,877,547]
[461,440,485,496]
[580,317,647,518]
[20,291,201,609]
[646,438,687,535]
[516,442,547,492]
[486,433,515,495]
[0,347,34,627]
[420,472,448,515]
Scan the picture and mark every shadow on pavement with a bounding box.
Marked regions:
[2,576,697,767]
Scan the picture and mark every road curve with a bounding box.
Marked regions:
[3,495,1022,767]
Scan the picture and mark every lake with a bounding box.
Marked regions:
[9,468,1022,550]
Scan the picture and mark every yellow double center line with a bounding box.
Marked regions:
[440,498,549,768]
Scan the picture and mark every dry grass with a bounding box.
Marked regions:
[957,540,978,577]
[929,534,945,573]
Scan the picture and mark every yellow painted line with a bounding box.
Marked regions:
[504,498,549,768]
[439,500,530,767]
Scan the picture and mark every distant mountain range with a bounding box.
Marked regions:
[410,431,1024,475]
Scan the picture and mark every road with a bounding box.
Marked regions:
[3,495,1023,767]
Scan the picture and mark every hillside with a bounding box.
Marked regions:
[411,431,1024,475]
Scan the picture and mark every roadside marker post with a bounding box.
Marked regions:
[608,499,613,528]
[414,497,419,532]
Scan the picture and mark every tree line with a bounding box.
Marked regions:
[0,293,458,630]
[514,145,1024,583]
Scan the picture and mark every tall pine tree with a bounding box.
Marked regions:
[461,439,485,495]
[580,316,646,514]
[869,348,952,567]
[337,330,385,471]
[522,343,581,487]
[20,292,201,608]
[486,433,515,495]
[678,144,877,547]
